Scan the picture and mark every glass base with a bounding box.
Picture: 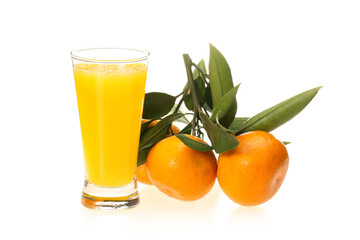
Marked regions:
[81,178,139,211]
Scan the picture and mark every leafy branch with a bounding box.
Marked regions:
[138,43,322,165]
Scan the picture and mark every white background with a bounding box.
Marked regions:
[1,0,359,239]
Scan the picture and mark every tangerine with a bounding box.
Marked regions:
[136,120,180,185]
[146,135,217,201]
[217,131,289,206]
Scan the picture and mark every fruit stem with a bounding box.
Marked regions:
[183,54,202,136]
[191,62,209,79]
[174,88,188,98]
[173,88,189,113]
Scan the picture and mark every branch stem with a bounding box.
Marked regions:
[183,54,201,136]
[191,62,209,79]
[174,88,188,98]
[173,89,189,113]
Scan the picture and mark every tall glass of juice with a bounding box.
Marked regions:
[71,48,149,210]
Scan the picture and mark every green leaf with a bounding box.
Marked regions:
[137,148,151,167]
[199,112,239,153]
[176,134,213,152]
[143,92,176,119]
[210,84,240,122]
[204,85,213,110]
[209,44,234,105]
[215,112,234,134]
[228,117,249,132]
[208,44,237,127]
[283,141,291,145]
[193,59,207,80]
[236,86,322,134]
[196,77,206,105]
[140,120,154,136]
[184,93,194,111]
[220,101,237,128]
[139,113,185,150]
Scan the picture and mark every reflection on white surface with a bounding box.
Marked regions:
[225,206,271,231]
[136,180,221,214]
[80,181,222,232]
[79,181,273,234]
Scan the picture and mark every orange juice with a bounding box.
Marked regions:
[73,63,147,187]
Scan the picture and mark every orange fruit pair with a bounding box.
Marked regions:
[140,128,288,206]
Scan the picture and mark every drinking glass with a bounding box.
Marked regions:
[71,48,149,210]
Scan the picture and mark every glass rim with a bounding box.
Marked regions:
[70,47,150,64]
